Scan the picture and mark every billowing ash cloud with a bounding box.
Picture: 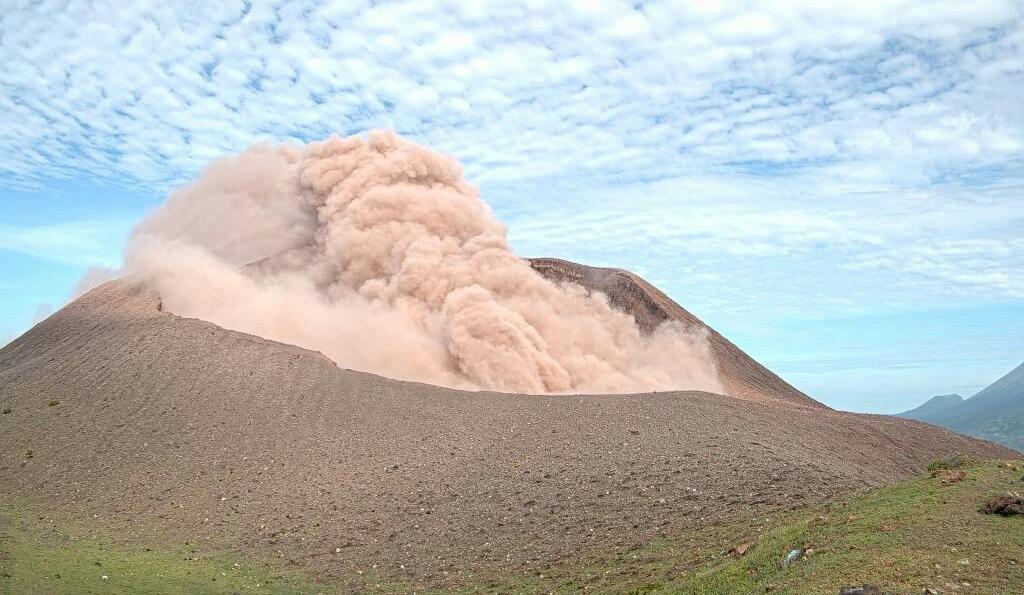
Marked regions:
[126,131,722,394]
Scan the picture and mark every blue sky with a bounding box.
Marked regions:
[1,0,1023,412]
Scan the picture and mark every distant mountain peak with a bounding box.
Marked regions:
[970,361,1024,404]
[899,361,1023,452]
[898,393,964,419]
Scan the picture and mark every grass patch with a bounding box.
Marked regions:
[668,460,1024,594]
[0,506,324,595]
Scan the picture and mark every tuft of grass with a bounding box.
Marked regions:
[47,399,60,407]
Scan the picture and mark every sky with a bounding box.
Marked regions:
[1,0,1023,412]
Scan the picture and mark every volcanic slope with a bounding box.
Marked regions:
[530,258,818,407]
[0,272,1015,591]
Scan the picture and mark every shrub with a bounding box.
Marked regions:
[928,452,971,475]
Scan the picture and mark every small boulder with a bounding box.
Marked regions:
[980,495,1024,516]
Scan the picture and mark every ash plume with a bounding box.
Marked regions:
[126,131,722,394]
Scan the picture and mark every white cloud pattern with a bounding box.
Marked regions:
[1,0,1022,334]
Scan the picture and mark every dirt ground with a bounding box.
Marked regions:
[0,277,1015,591]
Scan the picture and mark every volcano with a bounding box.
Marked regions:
[0,261,1012,591]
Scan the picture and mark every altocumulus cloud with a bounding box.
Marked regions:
[1,0,1023,322]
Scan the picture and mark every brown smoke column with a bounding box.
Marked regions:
[126,131,722,394]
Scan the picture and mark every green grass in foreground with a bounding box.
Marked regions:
[0,513,321,594]
[2,459,1022,594]
[660,460,1024,595]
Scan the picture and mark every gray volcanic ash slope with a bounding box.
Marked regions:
[0,275,1013,590]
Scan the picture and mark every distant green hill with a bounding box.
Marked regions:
[900,362,1024,452]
